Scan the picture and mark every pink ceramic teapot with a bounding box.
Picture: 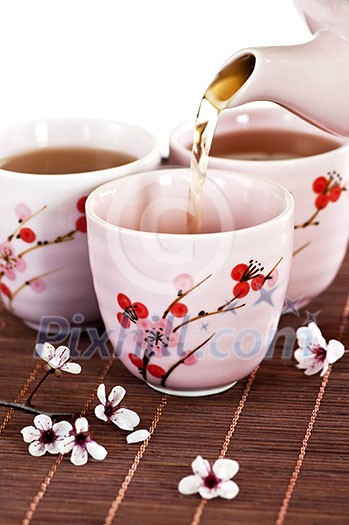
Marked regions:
[205,0,349,136]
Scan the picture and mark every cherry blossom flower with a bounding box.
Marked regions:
[178,455,240,500]
[21,414,72,456]
[294,322,345,376]
[94,384,140,431]
[0,241,26,280]
[136,318,179,358]
[60,417,107,466]
[116,293,149,328]
[35,342,81,374]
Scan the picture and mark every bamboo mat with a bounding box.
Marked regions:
[0,251,348,525]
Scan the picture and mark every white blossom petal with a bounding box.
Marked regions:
[297,323,326,352]
[295,355,318,369]
[213,459,239,481]
[217,480,240,499]
[108,386,126,406]
[59,436,75,454]
[21,426,41,443]
[70,445,88,466]
[94,404,108,422]
[178,475,202,495]
[48,346,70,369]
[45,441,62,454]
[198,486,219,499]
[294,348,307,364]
[75,417,89,433]
[28,440,46,457]
[126,429,150,444]
[96,383,106,405]
[86,440,108,461]
[320,361,330,377]
[192,456,210,477]
[60,362,82,374]
[111,409,140,431]
[35,342,55,363]
[34,414,52,432]
[52,420,73,438]
[326,340,345,364]
[304,360,324,376]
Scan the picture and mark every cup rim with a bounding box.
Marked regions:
[170,105,349,167]
[0,117,160,179]
[86,167,294,238]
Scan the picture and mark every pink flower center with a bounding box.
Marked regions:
[104,401,118,418]
[75,431,89,446]
[144,327,169,350]
[203,471,220,490]
[40,428,56,445]
[312,345,327,362]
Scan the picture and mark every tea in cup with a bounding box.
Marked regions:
[0,118,161,330]
[86,168,294,396]
[169,106,349,308]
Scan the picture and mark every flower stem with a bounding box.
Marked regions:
[0,400,74,418]
[294,209,321,229]
[26,369,54,405]
[161,333,215,387]
[7,205,47,241]
[173,304,245,333]
[162,274,212,319]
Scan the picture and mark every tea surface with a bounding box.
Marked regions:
[209,129,340,160]
[0,146,137,174]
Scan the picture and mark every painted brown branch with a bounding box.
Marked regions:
[26,369,54,405]
[173,303,245,333]
[8,268,61,307]
[141,354,150,382]
[264,256,283,281]
[162,274,212,319]
[7,206,47,241]
[160,333,215,387]
[294,209,321,229]
[0,401,74,418]
[293,242,311,258]
[18,231,76,258]
[217,293,241,312]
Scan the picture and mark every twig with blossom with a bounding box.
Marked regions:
[0,343,81,417]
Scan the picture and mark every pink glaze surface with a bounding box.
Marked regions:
[86,168,294,395]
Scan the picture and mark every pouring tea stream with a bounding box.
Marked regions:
[188,0,349,232]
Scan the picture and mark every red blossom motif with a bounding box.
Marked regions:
[116,293,149,328]
[0,282,11,298]
[128,353,143,369]
[146,364,166,378]
[312,172,345,210]
[230,260,267,298]
[76,196,88,233]
[170,302,188,318]
[19,227,36,243]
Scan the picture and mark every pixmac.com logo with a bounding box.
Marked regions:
[35,314,298,361]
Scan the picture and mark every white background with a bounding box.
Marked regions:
[0,0,311,153]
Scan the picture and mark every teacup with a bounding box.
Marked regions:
[169,106,349,308]
[0,118,161,331]
[86,168,294,396]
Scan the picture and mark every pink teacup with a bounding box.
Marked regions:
[169,106,349,308]
[0,118,161,330]
[86,168,294,396]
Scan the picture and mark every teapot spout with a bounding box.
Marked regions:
[206,31,349,136]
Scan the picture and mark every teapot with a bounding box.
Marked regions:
[204,0,349,136]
